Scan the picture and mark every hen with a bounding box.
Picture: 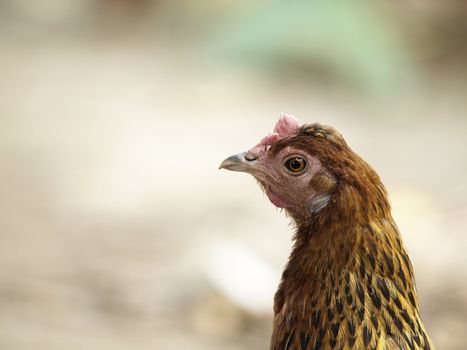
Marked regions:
[220,115,434,350]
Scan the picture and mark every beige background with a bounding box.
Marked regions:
[0,1,466,349]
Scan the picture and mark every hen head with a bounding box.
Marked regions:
[220,114,388,225]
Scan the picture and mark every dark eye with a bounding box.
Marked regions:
[285,157,307,174]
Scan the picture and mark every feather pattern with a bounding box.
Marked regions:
[220,119,434,350]
[269,125,434,349]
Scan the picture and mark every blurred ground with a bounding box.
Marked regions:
[0,1,466,349]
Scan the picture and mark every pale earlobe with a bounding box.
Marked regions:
[309,193,331,214]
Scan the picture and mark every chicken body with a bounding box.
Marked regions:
[220,115,434,350]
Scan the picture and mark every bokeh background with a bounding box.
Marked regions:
[1,1,466,349]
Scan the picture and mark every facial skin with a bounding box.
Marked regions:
[220,144,336,223]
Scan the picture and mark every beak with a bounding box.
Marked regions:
[219,152,258,174]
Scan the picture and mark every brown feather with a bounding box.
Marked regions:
[267,124,434,349]
[385,336,404,350]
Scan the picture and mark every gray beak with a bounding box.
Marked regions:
[219,152,258,174]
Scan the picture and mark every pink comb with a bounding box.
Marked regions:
[248,113,300,156]
[273,113,300,137]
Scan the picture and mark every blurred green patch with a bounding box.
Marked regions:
[213,0,415,94]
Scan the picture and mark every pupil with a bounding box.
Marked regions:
[291,159,300,169]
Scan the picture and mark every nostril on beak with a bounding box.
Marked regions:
[245,151,258,161]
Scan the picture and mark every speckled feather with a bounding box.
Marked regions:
[268,124,435,350]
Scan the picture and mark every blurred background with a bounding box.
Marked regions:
[0,0,466,349]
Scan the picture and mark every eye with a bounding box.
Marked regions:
[284,157,307,174]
